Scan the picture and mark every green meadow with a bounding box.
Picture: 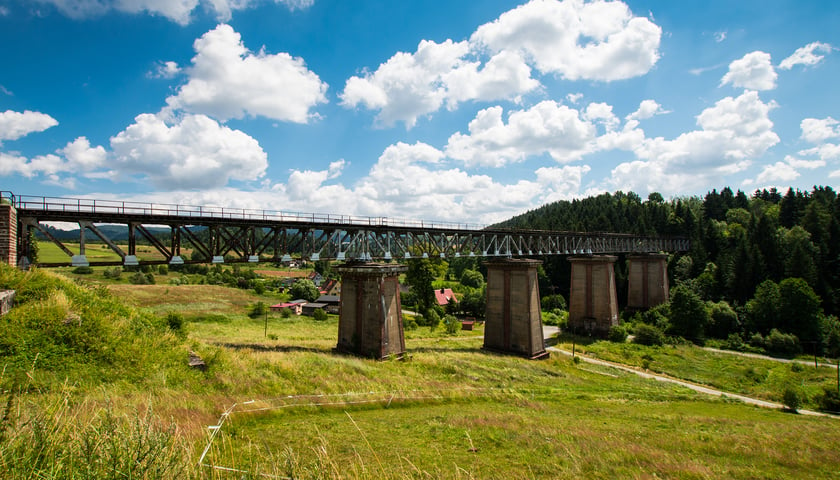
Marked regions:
[1,264,838,479]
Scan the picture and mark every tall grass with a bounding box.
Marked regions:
[0,388,190,479]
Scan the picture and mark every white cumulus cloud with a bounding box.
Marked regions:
[779,41,834,70]
[608,90,780,194]
[110,112,268,190]
[341,40,539,128]
[720,51,777,91]
[755,155,825,184]
[341,0,660,128]
[34,0,313,24]
[626,99,667,121]
[445,101,597,167]
[165,24,328,123]
[800,117,840,144]
[471,0,661,81]
[0,110,59,142]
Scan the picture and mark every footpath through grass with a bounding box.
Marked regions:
[2,267,839,479]
[555,334,840,411]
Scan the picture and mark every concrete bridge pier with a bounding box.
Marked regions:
[483,258,548,359]
[0,203,17,267]
[335,262,408,359]
[627,254,670,311]
[568,255,619,336]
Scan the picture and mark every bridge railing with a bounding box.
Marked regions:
[13,194,487,231]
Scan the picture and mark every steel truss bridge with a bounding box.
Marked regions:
[8,194,689,267]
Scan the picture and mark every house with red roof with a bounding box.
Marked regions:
[434,288,458,306]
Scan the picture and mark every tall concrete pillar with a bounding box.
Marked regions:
[568,255,618,336]
[483,258,548,359]
[335,262,408,359]
[627,254,669,311]
[0,204,17,267]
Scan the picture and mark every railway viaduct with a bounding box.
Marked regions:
[0,192,688,359]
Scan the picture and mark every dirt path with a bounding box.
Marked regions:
[541,327,836,418]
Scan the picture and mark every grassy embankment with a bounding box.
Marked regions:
[2,264,840,478]
[554,334,840,411]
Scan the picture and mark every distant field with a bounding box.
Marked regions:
[35,241,192,263]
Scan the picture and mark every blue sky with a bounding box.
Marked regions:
[1,0,838,224]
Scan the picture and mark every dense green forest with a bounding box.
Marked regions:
[496,186,840,356]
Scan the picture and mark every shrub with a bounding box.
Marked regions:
[144,273,155,285]
[312,308,328,321]
[165,312,184,332]
[129,272,149,285]
[72,266,94,275]
[253,282,266,295]
[541,294,567,311]
[443,315,460,335]
[607,324,628,343]
[765,329,801,356]
[249,301,268,318]
[157,265,168,275]
[723,332,747,351]
[425,309,441,331]
[782,386,803,412]
[102,267,122,280]
[280,307,292,318]
[403,315,418,331]
[817,387,840,413]
[633,323,665,346]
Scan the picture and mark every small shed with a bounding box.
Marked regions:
[302,302,328,316]
[315,294,341,314]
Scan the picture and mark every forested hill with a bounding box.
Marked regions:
[496,186,840,318]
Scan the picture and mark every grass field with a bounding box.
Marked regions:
[555,335,839,410]
[35,241,195,263]
[4,268,840,479]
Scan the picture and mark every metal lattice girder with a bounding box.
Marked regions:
[13,194,689,266]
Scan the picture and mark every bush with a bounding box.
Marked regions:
[165,312,184,332]
[425,309,441,331]
[443,315,460,335]
[72,266,94,275]
[722,333,747,351]
[157,265,168,275]
[403,314,418,331]
[102,267,122,279]
[817,387,840,413]
[765,329,801,356]
[633,323,665,346]
[312,308,328,321]
[129,272,149,285]
[280,307,292,318]
[541,294,567,311]
[607,324,628,343]
[144,273,155,285]
[782,386,803,412]
[249,301,268,318]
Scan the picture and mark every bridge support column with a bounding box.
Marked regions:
[0,203,17,267]
[335,262,408,359]
[627,254,669,311]
[568,255,618,336]
[483,258,547,359]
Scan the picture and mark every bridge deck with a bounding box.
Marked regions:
[5,193,689,267]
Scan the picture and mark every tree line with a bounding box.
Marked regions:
[496,186,840,356]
